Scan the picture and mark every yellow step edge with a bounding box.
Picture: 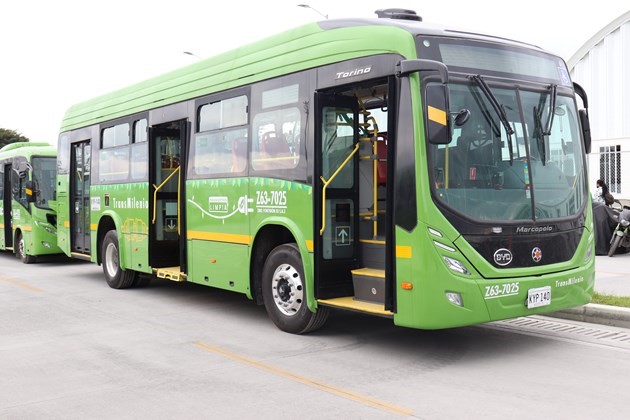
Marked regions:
[155,266,187,282]
[351,268,385,278]
[359,239,385,245]
[318,297,392,317]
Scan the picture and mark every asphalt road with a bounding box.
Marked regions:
[1,252,630,419]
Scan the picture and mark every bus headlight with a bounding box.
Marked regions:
[583,243,593,263]
[446,292,464,307]
[442,256,470,276]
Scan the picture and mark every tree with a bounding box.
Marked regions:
[0,128,29,148]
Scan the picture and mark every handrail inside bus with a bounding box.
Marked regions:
[319,143,360,236]
[152,166,181,234]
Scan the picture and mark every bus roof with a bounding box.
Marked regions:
[0,142,56,159]
[60,15,544,133]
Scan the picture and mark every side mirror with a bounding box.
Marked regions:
[425,84,451,145]
[573,82,591,154]
[579,109,591,154]
[454,109,471,127]
[25,180,36,203]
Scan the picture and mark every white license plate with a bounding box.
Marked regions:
[527,286,551,309]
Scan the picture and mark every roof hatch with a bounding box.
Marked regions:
[375,8,422,21]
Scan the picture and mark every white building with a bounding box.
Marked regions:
[569,11,630,199]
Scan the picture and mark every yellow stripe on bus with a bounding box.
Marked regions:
[396,245,412,259]
[64,221,70,228]
[305,240,314,252]
[188,230,251,245]
[21,225,32,232]
[427,105,447,126]
[91,224,98,231]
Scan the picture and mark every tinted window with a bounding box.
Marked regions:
[193,95,249,177]
[102,123,130,148]
[251,107,301,171]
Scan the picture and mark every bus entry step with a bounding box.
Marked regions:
[351,268,385,304]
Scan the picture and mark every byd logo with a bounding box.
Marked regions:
[493,248,513,266]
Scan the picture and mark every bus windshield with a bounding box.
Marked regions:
[428,81,587,222]
[32,157,56,210]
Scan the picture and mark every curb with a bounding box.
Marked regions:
[545,303,630,329]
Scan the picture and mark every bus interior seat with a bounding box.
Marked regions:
[261,131,293,169]
[262,131,291,157]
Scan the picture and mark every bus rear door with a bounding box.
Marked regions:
[148,120,188,272]
[2,163,12,249]
[70,140,91,255]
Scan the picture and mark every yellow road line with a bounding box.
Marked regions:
[0,275,43,292]
[195,341,413,417]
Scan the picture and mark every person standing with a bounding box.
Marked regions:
[595,179,614,206]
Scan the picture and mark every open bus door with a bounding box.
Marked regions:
[148,120,188,274]
[2,163,13,249]
[314,93,360,299]
[70,141,91,255]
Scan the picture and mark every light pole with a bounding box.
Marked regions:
[183,51,202,60]
[297,4,328,19]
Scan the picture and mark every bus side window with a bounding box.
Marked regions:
[193,94,249,178]
[251,108,301,172]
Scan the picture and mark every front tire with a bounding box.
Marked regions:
[262,243,328,334]
[16,232,36,264]
[102,230,136,289]
[608,234,622,257]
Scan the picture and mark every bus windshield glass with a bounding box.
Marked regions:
[429,80,587,222]
[32,157,56,210]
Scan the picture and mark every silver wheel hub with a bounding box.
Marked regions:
[19,238,25,258]
[105,242,119,277]
[271,264,303,316]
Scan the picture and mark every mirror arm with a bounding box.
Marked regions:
[396,59,449,84]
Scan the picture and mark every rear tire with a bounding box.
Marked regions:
[16,232,36,264]
[262,243,328,334]
[102,230,136,289]
[608,234,622,257]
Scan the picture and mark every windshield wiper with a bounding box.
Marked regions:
[533,84,558,165]
[543,84,557,135]
[533,105,546,164]
[470,75,515,165]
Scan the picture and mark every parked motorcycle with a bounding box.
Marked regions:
[608,209,630,257]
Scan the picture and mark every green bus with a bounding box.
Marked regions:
[0,142,61,263]
[56,9,594,333]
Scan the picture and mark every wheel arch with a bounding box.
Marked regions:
[12,226,26,256]
[250,218,314,310]
[96,212,124,266]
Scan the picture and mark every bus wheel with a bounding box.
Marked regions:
[102,230,136,289]
[16,232,36,264]
[262,243,328,334]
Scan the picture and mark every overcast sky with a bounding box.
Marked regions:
[1,1,628,143]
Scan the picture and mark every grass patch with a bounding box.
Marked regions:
[592,292,630,308]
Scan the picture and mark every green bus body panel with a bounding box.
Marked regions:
[186,177,314,305]
[55,173,71,256]
[391,79,593,329]
[90,184,151,271]
[59,24,417,132]
[0,143,62,257]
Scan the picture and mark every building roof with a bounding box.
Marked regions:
[568,10,630,70]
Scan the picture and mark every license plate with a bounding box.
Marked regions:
[527,286,551,309]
